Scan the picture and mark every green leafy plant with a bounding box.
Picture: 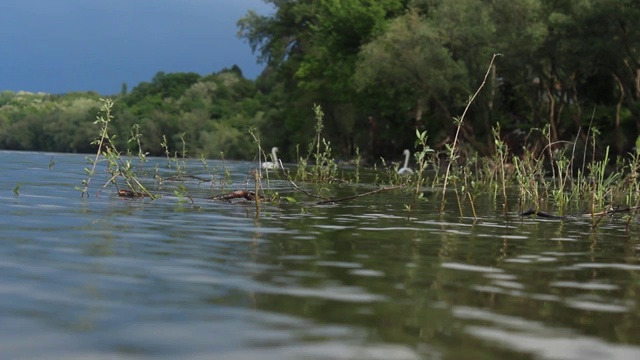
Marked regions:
[295,104,339,183]
[78,98,156,199]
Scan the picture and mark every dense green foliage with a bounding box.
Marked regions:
[239,0,640,161]
[2,0,640,164]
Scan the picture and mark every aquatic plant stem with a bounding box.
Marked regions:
[440,53,500,213]
[467,191,478,222]
[454,187,464,218]
[253,169,261,215]
[81,98,113,197]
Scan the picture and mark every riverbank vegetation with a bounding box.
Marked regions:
[78,89,640,232]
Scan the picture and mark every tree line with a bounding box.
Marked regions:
[1,0,639,164]
[0,67,268,159]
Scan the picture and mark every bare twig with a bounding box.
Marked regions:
[441,53,501,213]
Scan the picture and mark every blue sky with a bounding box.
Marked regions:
[0,0,272,95]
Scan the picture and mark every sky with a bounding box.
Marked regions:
[0,0,273,95]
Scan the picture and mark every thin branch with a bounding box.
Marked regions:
[317,185,404,205]
[441,53,501,213]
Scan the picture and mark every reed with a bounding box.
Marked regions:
[248,127,270,210]
[513,149,546,211]
[551,148,572,215]
[354,146,362,184]
[491,124,509,216]
[623,144,640,230]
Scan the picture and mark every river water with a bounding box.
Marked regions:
[1,150,639,359]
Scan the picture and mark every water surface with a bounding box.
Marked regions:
[1,150,639,359]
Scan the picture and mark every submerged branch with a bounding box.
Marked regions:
[317,185,404,205]
[165,174,213,182]
[211,190,268,202]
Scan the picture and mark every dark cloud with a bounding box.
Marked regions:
[0,0,271,94]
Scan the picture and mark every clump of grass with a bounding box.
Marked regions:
[622,141,640,229]
[508,118,640,229]
[160,133,189,179]
[513,147,546,211]
[198,153,231,191]
[382,156,410,186]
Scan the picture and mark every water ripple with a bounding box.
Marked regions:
[466,325,640,360]
[551,281,619,291]
[565,299,630,313]
[441,262,503,273]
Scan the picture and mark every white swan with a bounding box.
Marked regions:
[397,149,414,175]
[261,147,280,170]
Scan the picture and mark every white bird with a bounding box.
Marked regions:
[261,147,280,170]
[397,149,414,175]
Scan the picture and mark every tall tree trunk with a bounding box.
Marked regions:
[635,68,640,100]
[414,98,423,129]
[546,86,558,144]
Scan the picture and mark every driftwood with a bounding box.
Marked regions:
[209,185,404,205]
[118,189,151,198]
[519,205,640,220]
[165,174,212,182]
[211,190,267,202]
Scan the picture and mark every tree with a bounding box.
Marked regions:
[239,0,408,157]
[354,9,467,146]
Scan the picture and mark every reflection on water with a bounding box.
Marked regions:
[1,151,640,359]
